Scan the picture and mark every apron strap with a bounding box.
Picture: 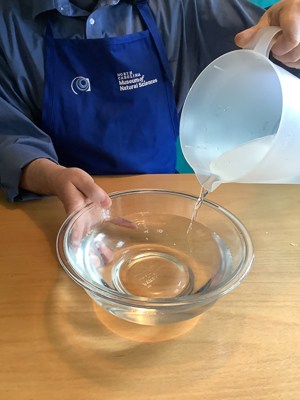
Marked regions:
[132,0,174,82]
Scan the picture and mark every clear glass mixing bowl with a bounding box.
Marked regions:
[57,190,254,325]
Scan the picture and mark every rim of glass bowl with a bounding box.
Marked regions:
[56,189,254,308]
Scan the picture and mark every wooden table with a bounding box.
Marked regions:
[1,175,299,400]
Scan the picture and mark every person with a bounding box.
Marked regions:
[0,0,299,216]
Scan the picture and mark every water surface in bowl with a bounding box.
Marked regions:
[69,211,232,299]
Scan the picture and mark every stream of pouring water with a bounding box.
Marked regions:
[187,185,208,234]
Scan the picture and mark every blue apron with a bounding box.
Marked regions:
[41,0,179,175]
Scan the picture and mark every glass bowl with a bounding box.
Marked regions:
[57,189,254,325]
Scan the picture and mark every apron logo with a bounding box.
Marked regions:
[117,71,158,91]
[71,76,91,95]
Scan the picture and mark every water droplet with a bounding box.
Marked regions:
[216,147,219,151]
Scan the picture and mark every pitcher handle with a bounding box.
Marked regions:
[244,26,282,57]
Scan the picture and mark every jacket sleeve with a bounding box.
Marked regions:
[0,49,59,202]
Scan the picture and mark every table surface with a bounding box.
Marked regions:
[1,174,300,400]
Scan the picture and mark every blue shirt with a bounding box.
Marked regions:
[0,0,297,202]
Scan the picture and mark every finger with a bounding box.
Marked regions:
[95,241,114,265]
[108,217,138,230]
[270,11,300,56]
[71,169,112,209]
[235,13,269,48]
[59,184,88,247]
[272,43,300,63]
[72,203,106,250]
[89,248,101,269]
[71,219,86,248]
[58,181,87,215]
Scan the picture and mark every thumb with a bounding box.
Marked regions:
[58,182,88,216]
[235,14,269,48]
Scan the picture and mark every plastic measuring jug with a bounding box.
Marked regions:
[180,27,300,191]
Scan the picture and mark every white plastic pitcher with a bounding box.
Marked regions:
[180,27,300,191]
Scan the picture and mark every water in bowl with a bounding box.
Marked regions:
[69,212,233,299]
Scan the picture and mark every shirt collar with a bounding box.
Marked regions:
[32,0,121,19]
